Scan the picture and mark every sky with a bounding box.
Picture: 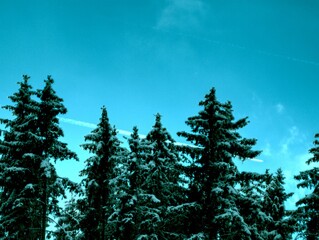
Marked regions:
[1,0,319,209]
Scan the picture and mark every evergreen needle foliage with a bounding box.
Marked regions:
[0,77,307,239]
[177,88,261,239]
[295,133,319,239]
[78,106,127,240]
[0,76,78,239]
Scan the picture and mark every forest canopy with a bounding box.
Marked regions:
[0,76,318,239]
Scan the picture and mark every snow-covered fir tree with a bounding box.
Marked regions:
[0,76,77,239]
[238,171,271,239]
[49,196,82,240]
[114,115,191,239]
[112,126,155,239]
[177,88,261,239]
[1,79,306,239]
[79,106,127,240]
[143,114,187,239]
[36,76,78,239]
[263,168,294,239]
[0,76,40,239]
[295,133,319,240]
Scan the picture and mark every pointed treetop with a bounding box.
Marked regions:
[46,75,54,84]
[155,113,161,122]
[38,76,67,116]
[12,75,33,99]
[131,126,140,140]
[42,75,55,96]
[2,75,38,126]
[22,74,30,84]
[147,113,175,144]
[147,113,162,138]
[204,87,216,101]
[264,169,273,185]
[16,75,33,97]
[101,105,108,119]
[98,106,111,131]
[128,126,141,153]
[199,87,217,107]
[275,168,284,182]
[154,113,163,129]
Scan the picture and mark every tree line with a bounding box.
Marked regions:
[0,76,318,239]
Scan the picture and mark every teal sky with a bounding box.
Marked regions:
[1,0,319,208]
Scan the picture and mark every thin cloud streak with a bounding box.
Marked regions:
[156,0,205,30]
[58,117,146,138]
[250,158,264,163]
[59,117,96,129]
[153,28,319,67]
[59,117,263,162]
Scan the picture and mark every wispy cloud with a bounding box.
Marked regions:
[283,153,314,210]
[275,103,285,114]
[274,125,312,210]
[280,126,302,155]
[262,142,272,157]
[156,0,205,30]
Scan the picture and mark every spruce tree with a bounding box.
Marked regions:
[113,126,154,239]
[238,171,271,239]
[115,115,188,239]
[0,76,77,239]
[49,196,82,240]
[0,76,42,238]
[295,133,319,240]
[144,114,186,239]
[79,106,126,240]
[115,115,186,239]
[177,88,260,239]
[36,76,78,239]
[263,168,294,239]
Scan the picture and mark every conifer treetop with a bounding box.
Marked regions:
[178,87,260,161]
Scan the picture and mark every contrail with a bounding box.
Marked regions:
[256,49,319,67]
[58,117,146,138]
[250,158,263,163]
[154,28,319,67]
[59,117,96,129]
[59,117,263,163]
